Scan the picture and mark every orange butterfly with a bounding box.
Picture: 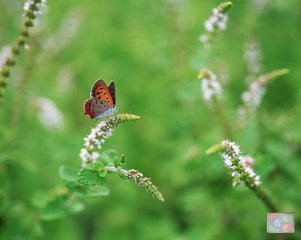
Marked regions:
[84,79,116,120]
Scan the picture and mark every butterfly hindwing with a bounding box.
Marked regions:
[90,98,110,118]
[91,79,114,107]
[84,99,94,119]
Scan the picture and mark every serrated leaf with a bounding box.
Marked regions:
[93,162,107,177]
[101,150,119,166]
[77,167,105,186]
[59,165,78,183]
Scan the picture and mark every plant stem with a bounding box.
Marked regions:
[213,97,233,139]
[248,185,280,212]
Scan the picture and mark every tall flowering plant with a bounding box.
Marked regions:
[77,113,164,202]
[0,0,47,105]
[207,140,279,212]
[200,2,232,47]
[197,1,289,216]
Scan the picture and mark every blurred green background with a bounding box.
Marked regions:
[1,0,301,239]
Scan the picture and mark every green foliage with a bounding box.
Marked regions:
[101,150,119,167]
[1,0,301,239]
[78,167,106,186]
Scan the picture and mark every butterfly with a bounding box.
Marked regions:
[84,79,116,120]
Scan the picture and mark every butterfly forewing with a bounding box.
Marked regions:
[91,79,114,107]
[108,81,116,106]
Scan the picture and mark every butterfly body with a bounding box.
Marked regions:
[84,79,116,120]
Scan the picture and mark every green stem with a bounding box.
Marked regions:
[213,97,233,139]
[248,185,280,212]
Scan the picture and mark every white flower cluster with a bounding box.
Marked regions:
[199,69,222,102]
[205,8,228,32]
[221,140,261,187]
[200,7,228,45]
[0,46,12,68]
[34,97,64,130]
[44,9,82,56]
[244,41,262,83]
[242,81,265,111]
[24,0,47,14]
[238,76,266,123]
[80,121,113,166]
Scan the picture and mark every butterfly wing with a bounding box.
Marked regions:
[90,98,112,120]
[84,99,95,119]
[108,80,116,106]
[90,79,114,108]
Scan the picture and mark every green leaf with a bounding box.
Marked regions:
[77,167,105,186]
[65,181,83,193]
[93,162,107,177]
[120,154,125,165]
[59,165,78,183]
[101,149,119,166]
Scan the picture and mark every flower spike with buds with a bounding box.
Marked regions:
[77,113,164,202]
[238,68,289,121]
[200,1,232,46]
[244,40,263,83]
[0,0,47,106]
[198,68,222,103]
[198,68,233,138]
[207,140,281,212]
[80,114,140,166]
[101,166,164,202]
[125,169,164,202]
[207,140,261,187]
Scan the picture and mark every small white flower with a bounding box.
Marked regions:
[241,81,265,111]
[79,119,115,166]
[231,172,240,177]
[240,155,255,167]
[200,5,229,45]
[224,159,232,168]
[205,20,214,32]
[222,140,241,158]
[199,69,222,103]
[220,140,262,187]
[0,46,12,68]
[245,166,256,177]
[254,175,261,186]
[44,9,82,56]
[23,1,32,11]
[80,148,89,163]
[91,152,100,162]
